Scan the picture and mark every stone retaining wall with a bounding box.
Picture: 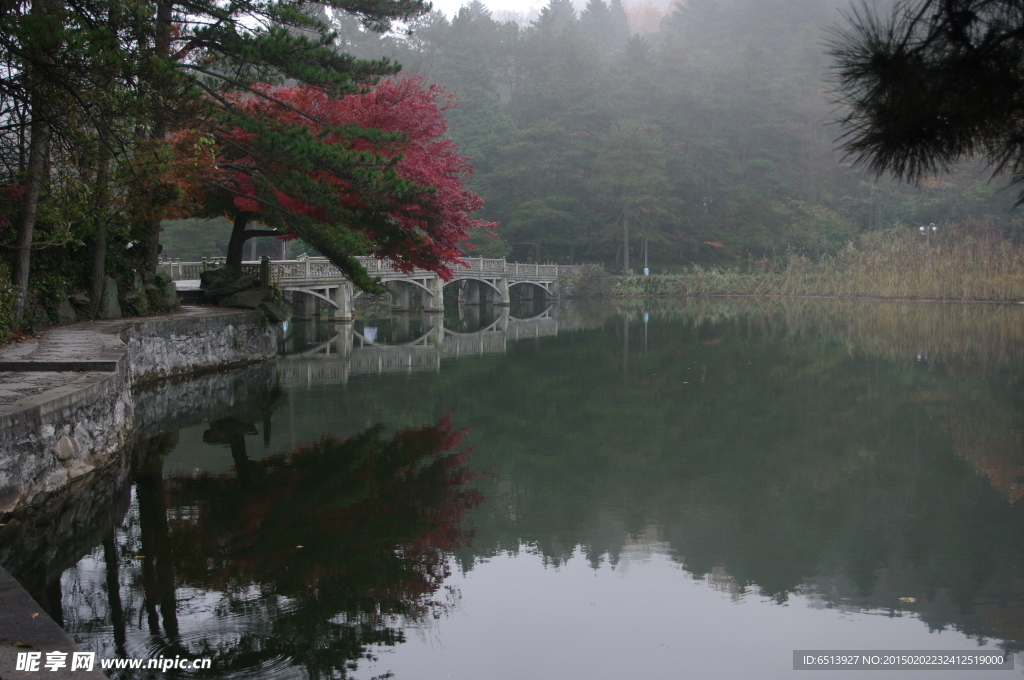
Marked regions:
[0,310,277,516]
[123,311,277,383]
[0,364,132,515]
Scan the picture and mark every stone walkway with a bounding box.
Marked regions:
[0,567,106,680]
[0,307,217,409]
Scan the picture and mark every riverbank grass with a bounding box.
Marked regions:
[611,225,1024,301]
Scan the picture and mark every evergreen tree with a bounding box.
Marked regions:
[532,0,578,35]
[0,0,154,322]
[829,0,1024,202]
[203,79,494,286]
[588,120,675,272]
[580,0,613,47]
[608,0,631,46]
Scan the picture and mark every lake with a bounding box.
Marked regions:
[10,298,1024,679]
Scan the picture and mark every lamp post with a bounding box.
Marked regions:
[919,223,938,272]
[919,223,937,246]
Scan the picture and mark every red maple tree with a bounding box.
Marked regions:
[198,77,496,284]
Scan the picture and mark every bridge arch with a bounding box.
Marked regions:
[288,287,341,310]
[446,275,503,297]
[349,278,433,301]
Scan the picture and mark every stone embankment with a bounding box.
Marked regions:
[0,307,277,516]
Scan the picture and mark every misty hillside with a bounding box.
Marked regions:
[320,0,1018,267]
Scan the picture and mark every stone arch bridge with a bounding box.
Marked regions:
[161,256,593,322]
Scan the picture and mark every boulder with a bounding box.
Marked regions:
[70,293,90,307]
[219,289,268,309]
[258,299,289,323]
[56,297,77,324]
[121,270,150,316]
[163,279,179,309]
[199,266,239,290]
[206,275,259,299]
[100,276,121,319]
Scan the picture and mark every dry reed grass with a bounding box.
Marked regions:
[610,222,1024,301]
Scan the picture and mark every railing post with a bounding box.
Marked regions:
[305,257,310,279]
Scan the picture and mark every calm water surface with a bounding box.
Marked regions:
[14,298,1024,679]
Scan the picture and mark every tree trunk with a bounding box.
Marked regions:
[226,210,253,271]
[141,1,173,274]
[12,114,50,324]
[89,148,111,315]
[227,211,281,271]
[622,208,630,274]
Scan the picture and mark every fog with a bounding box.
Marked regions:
[161,0,1017,268]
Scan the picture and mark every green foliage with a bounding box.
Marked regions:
[467,234,511,258]
[344,0,1021,268]
[0,262,15,344]
[0,0,436,337]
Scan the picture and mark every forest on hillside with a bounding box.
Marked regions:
[165,0,1023,267]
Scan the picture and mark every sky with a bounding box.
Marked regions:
[429,0,546,19]
[428,0,673,21]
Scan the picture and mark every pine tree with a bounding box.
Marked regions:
[829,0,1024,201]
[532,0,578,35]
[588,121,675,272]
[126,0,433,275]
[202,79,495,288]
[0,0,153,322]
[608,0,631,46]
[580,0,613,47]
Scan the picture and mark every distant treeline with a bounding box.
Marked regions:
[321,0,1021,267]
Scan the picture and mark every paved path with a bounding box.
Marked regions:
[0,566,106,680]
[0,307,223,408]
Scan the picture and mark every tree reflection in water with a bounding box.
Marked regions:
[62,416,483,680]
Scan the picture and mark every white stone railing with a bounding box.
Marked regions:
[160,255,594,283]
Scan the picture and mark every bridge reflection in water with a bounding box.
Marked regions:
[279,303,593,386]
